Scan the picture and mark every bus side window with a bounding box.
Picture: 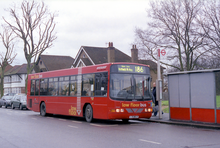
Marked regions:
[70,75,77,96]
[82,74,95,96]
[95,72,108,96]
[40,78,48,96]
[58,76,70,96]
[30,80,35,96]
[35,80,40,96]
[48,78,58,96]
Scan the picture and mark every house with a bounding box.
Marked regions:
[2,55,75,95]
[0,64,13,95]
[4,64,28,94]
[73,43,131,67]
[35,55,75,72]
[73,42,164,84]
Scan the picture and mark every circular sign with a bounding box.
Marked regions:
[161,49,166,56]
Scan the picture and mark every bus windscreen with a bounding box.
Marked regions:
[110,64,151,101]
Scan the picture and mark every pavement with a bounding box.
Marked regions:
[140,113,220,130]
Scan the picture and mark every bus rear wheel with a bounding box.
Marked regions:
[85,104,93,123]
[40,102,47,116]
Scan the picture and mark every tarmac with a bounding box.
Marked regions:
[140,113,220,130]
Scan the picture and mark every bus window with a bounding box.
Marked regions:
[59,76,70,96]
[30,80,35,96]
[110,73,151,100]
[95,72,108,96]
[134,75,150,99]
[82,74,95,96]
[35,80,40,96]
[40,79,48,95]
[48,78,58,96]
[70,76,77,96]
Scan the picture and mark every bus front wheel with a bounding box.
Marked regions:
[40,102,47,116]
[85,104,93,123]
[122,119,129,123]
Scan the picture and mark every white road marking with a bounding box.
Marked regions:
[90,124,118,127]
[139,139,161,145]
[68,125,78,128]
[59,119,66,121]
[72,121,82,124]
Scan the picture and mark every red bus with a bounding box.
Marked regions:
[27,63,153,122]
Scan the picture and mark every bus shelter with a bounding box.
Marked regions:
[168,69,220,124]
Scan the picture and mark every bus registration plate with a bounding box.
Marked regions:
[129,116,139,119]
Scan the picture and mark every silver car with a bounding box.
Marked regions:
[11,94,27,110]
[0,95,14,108]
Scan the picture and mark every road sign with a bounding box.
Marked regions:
[161,49,166,56]
[158,49,167,60]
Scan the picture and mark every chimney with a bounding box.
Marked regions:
[107,42,115,63]
[131,45,138,63]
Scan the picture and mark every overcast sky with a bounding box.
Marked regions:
[0,0,150,66]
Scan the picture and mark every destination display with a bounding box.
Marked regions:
[110,64,149,74]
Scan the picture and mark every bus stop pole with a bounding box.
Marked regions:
[157,49,162,119]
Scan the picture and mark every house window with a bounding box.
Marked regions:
[11,75,21,82]
[4,76,10,83]
[12,87,21,93]
[4,88,10,94]
[83,54,86,58]
[40,61,42,65]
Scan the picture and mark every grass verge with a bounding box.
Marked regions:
[162,100,169,113]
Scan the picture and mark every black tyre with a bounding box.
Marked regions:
[40,102,47,116]
[122,119,129,123]
[19,104,23,110]
[12,104,15,109]
[5,105,7,108]
[85,104,93,123]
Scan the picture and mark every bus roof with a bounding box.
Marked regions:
[28,62,150,79]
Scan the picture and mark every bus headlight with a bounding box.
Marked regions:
[111,108,124,113]
[145,108,152,112]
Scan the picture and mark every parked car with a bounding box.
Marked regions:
[11,94,27,110]
[0,95,14,108]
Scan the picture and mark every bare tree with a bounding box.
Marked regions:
[198,0,220,57]
[135,0,209,71]
[0,26,17,97]
[3,0,57,91]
